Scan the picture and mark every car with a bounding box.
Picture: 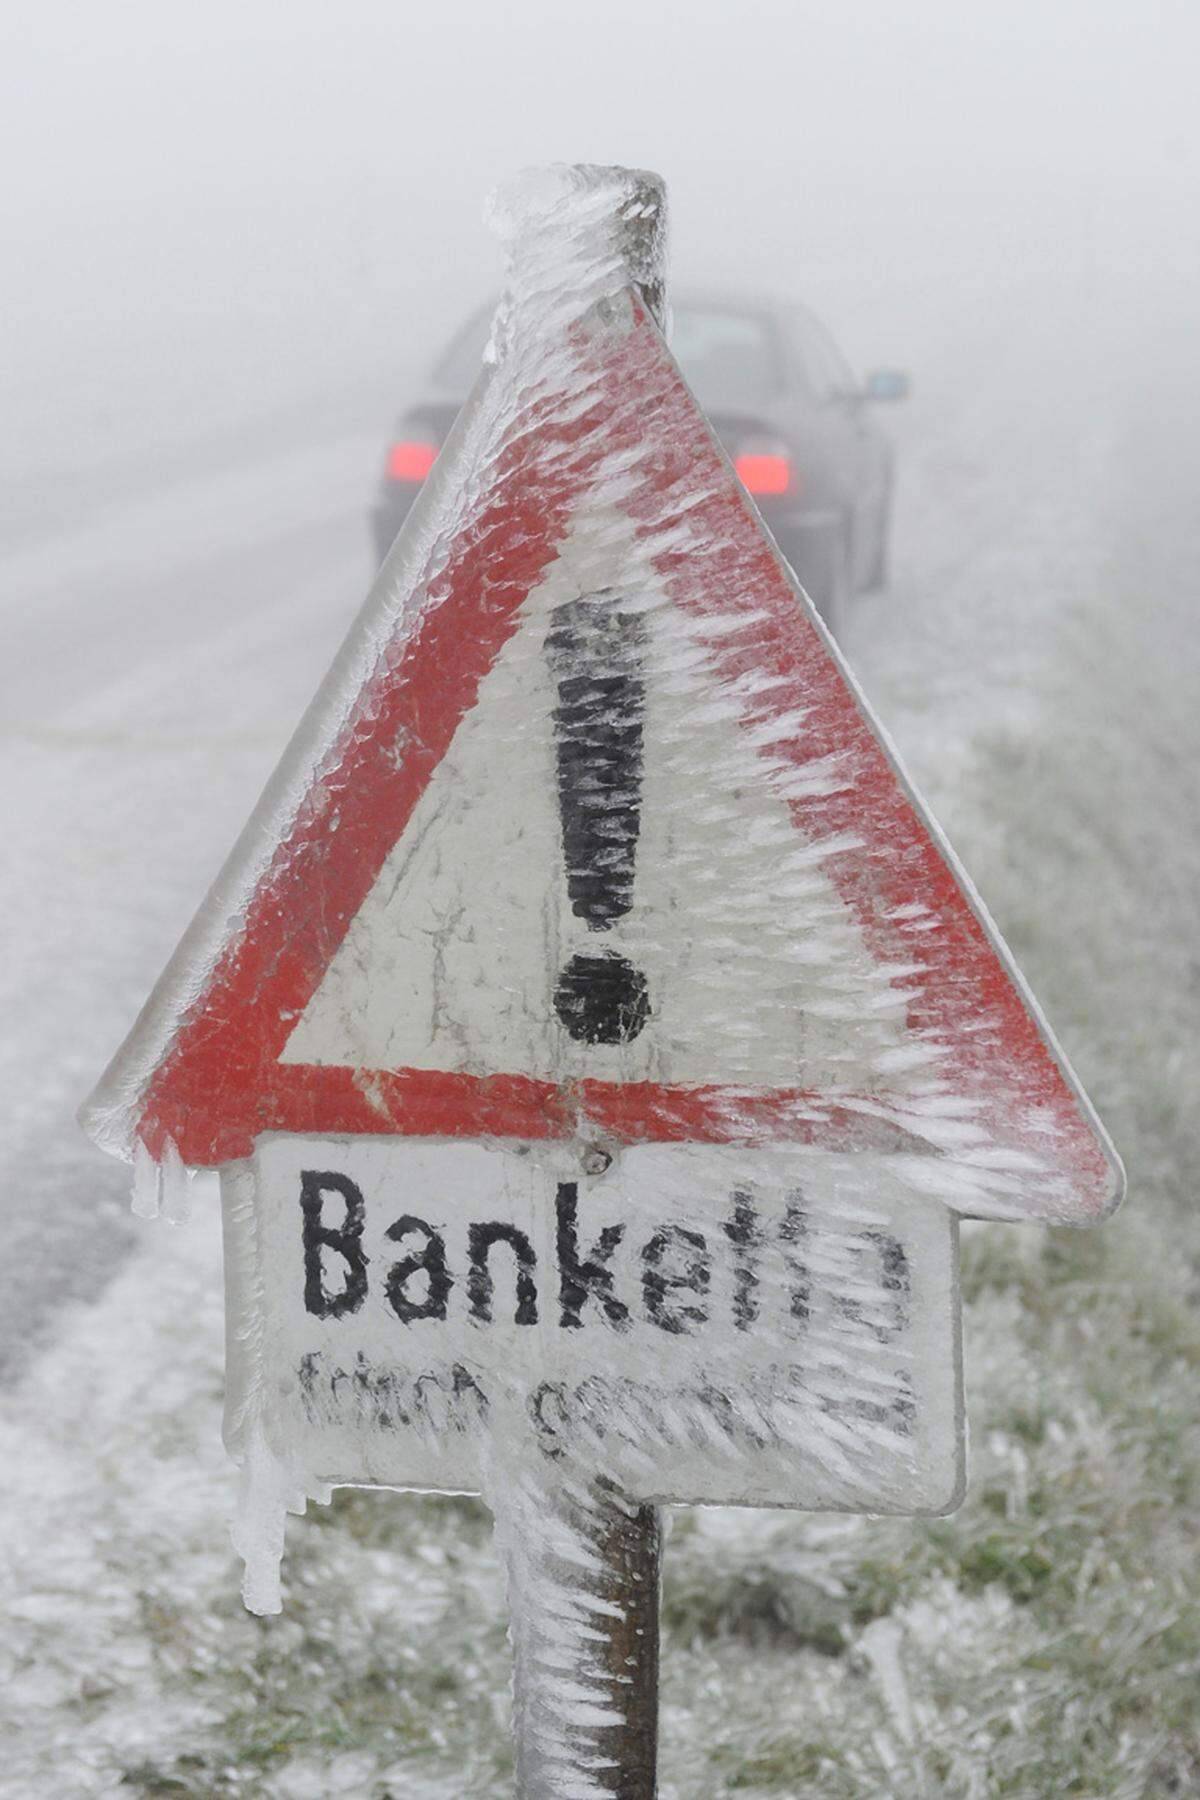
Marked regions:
[371,293,907,636]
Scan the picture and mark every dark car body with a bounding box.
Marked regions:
[372,294,905,632]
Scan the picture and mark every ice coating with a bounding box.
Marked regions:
[485,163,668,344]
[77,161,1119,1772]
[80,159,1120,1225]
[230,1419,305,1616]
[130,1135,161,1219]
[222,1131,963,1788]
[485,1436,660,1799]
[232,1135,963,1515]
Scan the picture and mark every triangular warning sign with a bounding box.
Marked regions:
[283,511,908,1094]
[84,171,1121,1228]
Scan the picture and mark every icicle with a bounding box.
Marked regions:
[159,1135,193,1223]
[130,1136,162,1219]
[230,1419,309,1616]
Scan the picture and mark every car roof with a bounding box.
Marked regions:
[426,288,822,401]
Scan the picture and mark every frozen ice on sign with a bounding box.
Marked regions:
[81,160,1120,1792]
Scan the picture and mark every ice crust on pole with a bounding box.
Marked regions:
[484,1424,660,1798]
[80,158,1121,1641]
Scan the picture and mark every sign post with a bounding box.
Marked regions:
[82,163,1122,1796]
[496,1467,660,1798]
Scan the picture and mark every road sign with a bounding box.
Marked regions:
[237,1136,959,1504]
[82,163,1121,1796]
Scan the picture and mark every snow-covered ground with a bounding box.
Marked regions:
[3,265,1198,1794]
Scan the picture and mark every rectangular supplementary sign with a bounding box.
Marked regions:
[223,1136,964,1514]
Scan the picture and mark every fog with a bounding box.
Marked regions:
[5,5,1200,1792]
[5,0,1199,524]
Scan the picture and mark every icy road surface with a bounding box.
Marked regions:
[2,269,1198,1794]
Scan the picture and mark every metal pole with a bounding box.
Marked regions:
[588,1482,661,1798]
[488,163,669,1798]
[494,1462,661,1798]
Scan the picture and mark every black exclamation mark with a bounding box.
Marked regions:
[547,592,651,1046]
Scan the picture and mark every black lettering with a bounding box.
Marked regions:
[697,1380,749,1442]
[450,1362,489,1422]
[836,1230,910,1343]
[529,1381,571,1458]
[723,1189,761,1329]
[811,1372,917,1437]
[300,1170,368,1318]
[467,1220,538,1325]
[889,1372,918,1435]
[779,1196,811,1324]
[571,1374,612,1445]
[298,1349,324,1418]
[642,1224,710,1334]
[361,1356,412,1430]
[351,1349,373,1408]
[556,1182,629,1329]
[345,1349,408,1429]
[413,1363,489,1433]
[385,1214,451,1323]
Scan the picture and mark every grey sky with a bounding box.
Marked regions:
[4,0,1197,487]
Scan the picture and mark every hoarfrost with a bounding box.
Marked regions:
[485,1421,658,1799]
[72,161,1120,1798]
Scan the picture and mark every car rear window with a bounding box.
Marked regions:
[434,303,782,410]
[668,308,780,409]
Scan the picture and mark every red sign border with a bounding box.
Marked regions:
[126,298,1118,1219]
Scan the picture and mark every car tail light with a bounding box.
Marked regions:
[734,451,795,497]
[386,440,438,482]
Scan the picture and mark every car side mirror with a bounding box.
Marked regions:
[864,368,910,403]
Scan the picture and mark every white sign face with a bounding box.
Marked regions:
[224,1135,963,1516]
[279,541,917,1097]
